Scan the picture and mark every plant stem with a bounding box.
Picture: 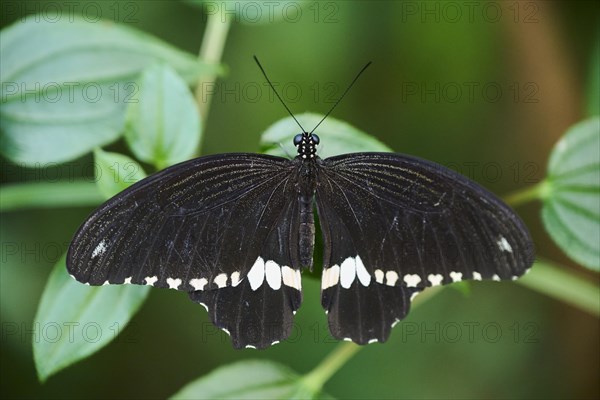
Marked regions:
[518,259,600,316]
[0,181,103,212]
[195,12,231,132]
[301,341,361,393]
[503,180,551,207]
[300,285,443,394]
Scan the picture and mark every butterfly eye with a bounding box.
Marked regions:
[311,134,320,145]
[293,134,303,146]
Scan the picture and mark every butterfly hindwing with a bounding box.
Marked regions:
[189,193,305,348]
[315,152,534,343]
[67,153,303,348]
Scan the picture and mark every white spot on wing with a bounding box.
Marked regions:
[368,338,378,344]
[492,274,501,281]
[102,280,109,286]
[355,256,371,286]
[124,277,132,285]
[295,269,302,290]
[410,292,420,301]
[449,271,463,282]
[214,273,227,288]
[402,273,419,287]
[167,277,182,289]
[391,319,400,328]
[321,265,340,290]
[374,269,384,284]
[281,265,301,290]
[472,271,482,281]
[190,278,208,291]
[340,257,356,289]
[245,345,256,349]
[265,260,282,290]
[384,271,399,286]
[230,271,241,287]
[91,240,107,259]
[144,276,158,286]
[247,257,265,291]
[199,302,208,312]
[427,274,443,286]
[497,236,513,253]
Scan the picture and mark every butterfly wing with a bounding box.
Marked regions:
[315,152,535,344]
[67,153,304,349]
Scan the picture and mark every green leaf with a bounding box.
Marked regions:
[542,117,600,271]
[93,148,147,198]
[449,281,472,296]
[0,181,103,212]
[0,15,218,166]
[184,0,307,24]
[33,256,150,382]
[261,113,392,158]
[171,360,330,400]
[125,64,201,169]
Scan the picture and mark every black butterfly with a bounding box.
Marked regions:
[67,59,535,349]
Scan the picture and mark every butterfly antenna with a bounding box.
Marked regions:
[309,61,372,135]
[254,55,306,133]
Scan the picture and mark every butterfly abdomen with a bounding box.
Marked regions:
[299,193,315,269]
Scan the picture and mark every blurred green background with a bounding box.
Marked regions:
[1,1,598,398]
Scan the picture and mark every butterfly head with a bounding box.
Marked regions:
[294,132,320,159]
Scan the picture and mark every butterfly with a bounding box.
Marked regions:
[67,58,535,349]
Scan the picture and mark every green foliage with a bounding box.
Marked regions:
[170,360,329,399]
[542,117,600,271]
[1,4,598,399]
[93,148,147,198]
[0,181,103,212]
[125,64,202,169]
[519,258,600,316]
[0,15,217,165]
[33,255,150,382]
[261,113,391,158]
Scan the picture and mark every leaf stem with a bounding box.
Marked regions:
[0,181,103,212]
[301,341,361,393]
[503,180,551,207]
[518,259,600,316]
[300,285,443,394]
[195,12,231,133]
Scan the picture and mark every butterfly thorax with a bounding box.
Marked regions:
[293,132,320,159]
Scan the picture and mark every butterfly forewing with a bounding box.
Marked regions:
[67,153,304,348]
[315,152,534,343]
